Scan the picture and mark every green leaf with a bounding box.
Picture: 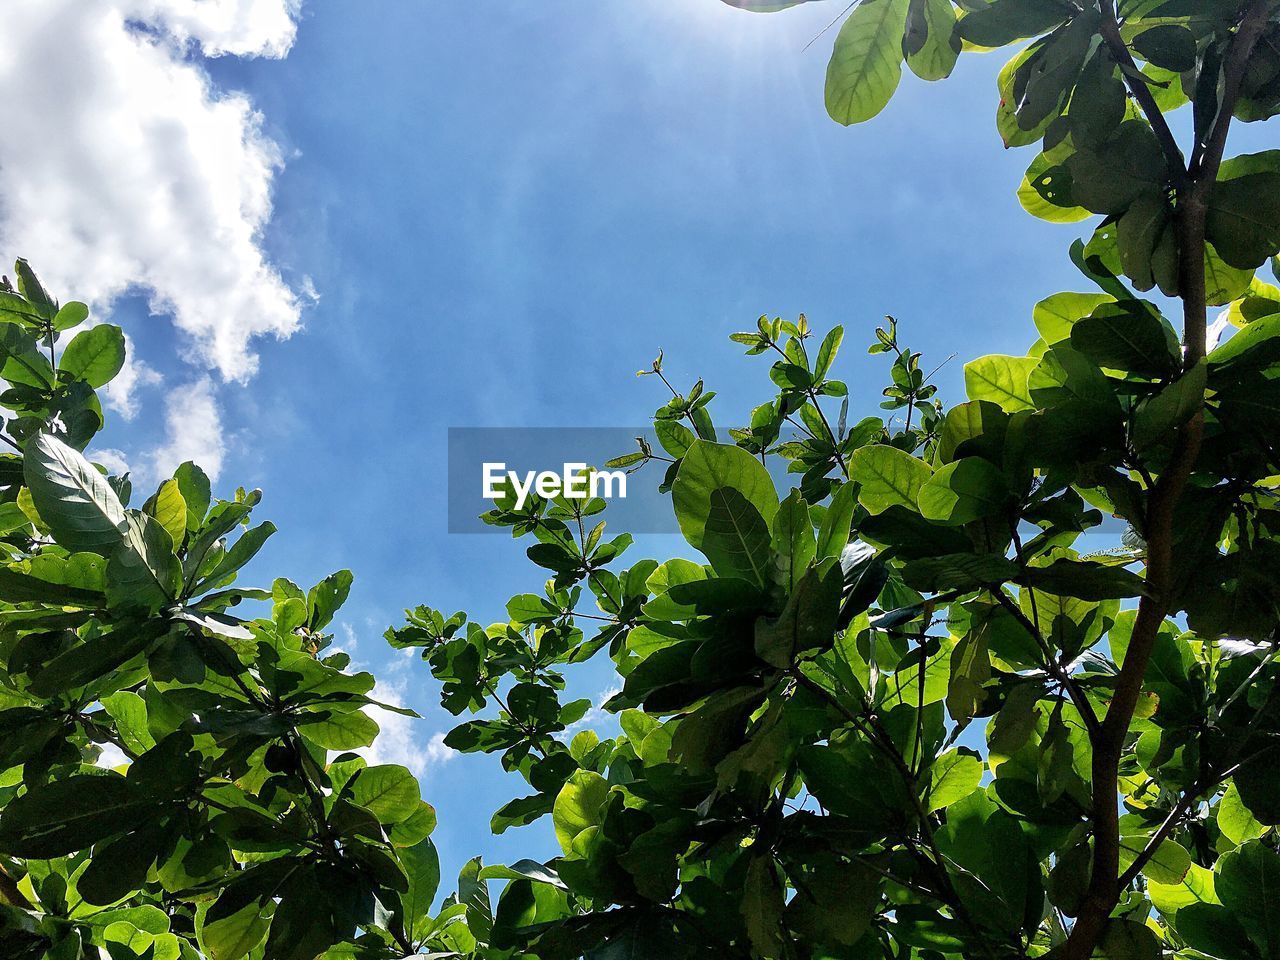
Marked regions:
[1216,841,1280,956]
[263,868,340,960]
[107,513,181,610]
[916,456,1008,525]
[307,569,353,631]
[936,400,1009,464]
[196,522,277,592]
[1019,559,1146,601]
[0,773,157,858]
[24,432,126,554]
[1097,918,1161,960]
[815,480,857,560]
[79,824,166,906]
[349,764,421,824]
[1206,172,1280,270]
[479,859,566,888]
[964,355,1036,411]
[946,625,992,721]
[1028,344,1120,410]
[957,0,1068,47]
[1070,301,1180,377]
[144,478,188,549]
[1066,121,1166,216]
[1032,292,1114,345]
[13,259,55,317]
[785,852,881,947]
[174,461,211,532]
[643,577,763,621]
[771,489,816,591]
[58,324,126,388]
[655,419,696,458]
[1174,903,1258,959]
[298,708,378,750]
[1208,312,1280,374]
[0,322,54,388]
[824,0,910,125]
[990,683,1043,756]
[1013,12,1096,133]
[1204,243,1254,306]
[754,559,843,667]
[797,742,906,825]
[672,440,779,588]
[398,838,441,937]
[202,893,271,960]
[1037,707,1075,804]
[849,444,933,515]
[813,325,844,379]
[742,855,786,959]
[1118,831,1191,886]
[53,301,89,332]
[1234,743,1280,824]
[0,561,102,606]
[390,802,439,847]
[903,553,1017,592]
[492,879,572,951]
[1148,861,1217,916]
[1117,192,1171,291]
[29,621,166,697]
[1132,361,1206,451]
[101,691,156,755]
[1217,783,1267,847]
[1133,24,1197,73]
[929,748,982,811]
[904,0,960,82]
[552,770,610,853]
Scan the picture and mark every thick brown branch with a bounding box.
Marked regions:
[1060,6,1271,958]
[1192,0,1271,182]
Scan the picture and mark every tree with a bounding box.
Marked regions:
[0,262,450,959]
[392,2,1280,958]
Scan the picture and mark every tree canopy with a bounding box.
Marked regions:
[390,2,1280,960]
[0,263,444,959]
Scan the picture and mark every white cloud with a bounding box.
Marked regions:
[146,377,227,482]
[0,0,307,386]
[561,684,623,739]
[127,0,300,57]
[104,334,164,420]
[334,622,361,659]
[357,679,457,778]
[89,447,133,476]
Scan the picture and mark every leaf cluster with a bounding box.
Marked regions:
[0,263,444,960]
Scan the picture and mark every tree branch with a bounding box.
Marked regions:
[1122,658,1280,887]
[1099,0,1188,188]
[1192,0,1271,182]
[1059,6,1271,958]
[788,667,1004,959]
[990,589,1102,741]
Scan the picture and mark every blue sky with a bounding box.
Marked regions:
[8,0,1261,887]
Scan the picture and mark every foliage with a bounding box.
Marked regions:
[391,3,1280,959]
[0,263,446,959]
